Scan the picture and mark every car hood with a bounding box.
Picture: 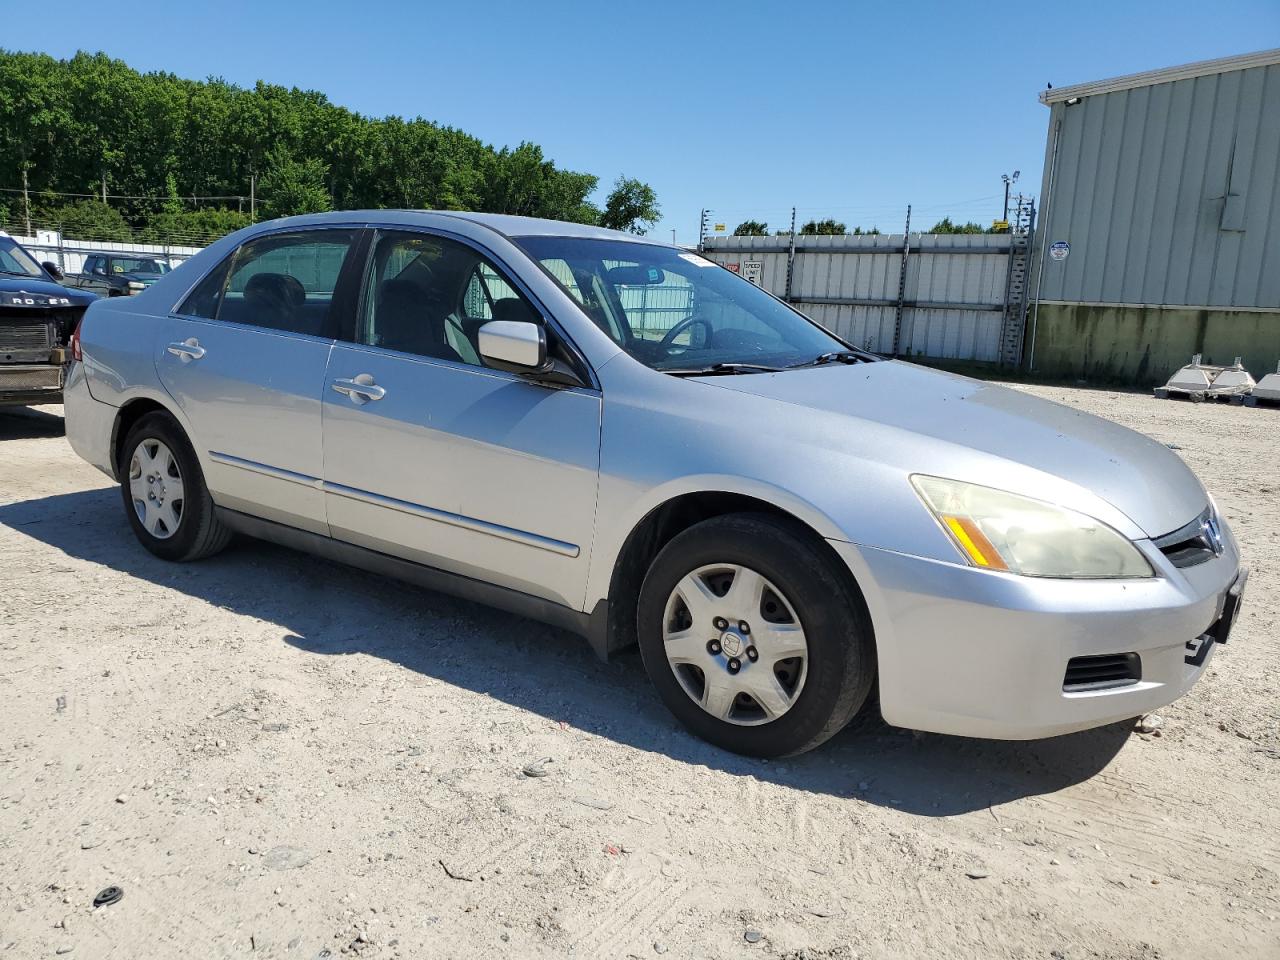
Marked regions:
[700,360,1207,538]
[0,274,97,305]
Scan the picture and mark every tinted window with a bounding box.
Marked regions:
[220,231,356,336]
[360,231,542,368]
[176,254,233,319]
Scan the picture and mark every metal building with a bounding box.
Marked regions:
[1029,48,1280,384]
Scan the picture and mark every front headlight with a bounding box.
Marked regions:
[127,281,146,291]
[911,475,1153,579]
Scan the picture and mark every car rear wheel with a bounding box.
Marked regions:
[119,411,232,562]
[637,513,876,757]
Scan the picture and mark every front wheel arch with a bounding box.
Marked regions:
[597,492,873,661]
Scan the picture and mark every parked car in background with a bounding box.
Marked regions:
[64,211,1246,757]
[0,230,98,406]
[65,252,170,297]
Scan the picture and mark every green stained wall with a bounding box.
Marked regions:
[1028,303,1280,386]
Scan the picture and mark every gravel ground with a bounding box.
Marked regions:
[1,385,1277,960]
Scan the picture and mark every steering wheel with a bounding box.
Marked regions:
[660,315,713,351]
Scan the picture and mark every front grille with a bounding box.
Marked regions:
[1063,653,1141,692]
[1153,507,1221,569]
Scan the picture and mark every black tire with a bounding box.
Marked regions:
[637,512,876,758]
[118,411,232,562]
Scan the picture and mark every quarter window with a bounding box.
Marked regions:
[176,254,233,319]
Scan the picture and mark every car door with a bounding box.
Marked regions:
[79,256,109,295]
[155,227,361,536]
[321,228,602,611]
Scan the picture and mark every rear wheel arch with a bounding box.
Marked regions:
[111,397,177,479]
[596,491,872,659]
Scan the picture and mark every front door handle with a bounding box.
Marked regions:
[166,338,205,361]
[331,375,386,404]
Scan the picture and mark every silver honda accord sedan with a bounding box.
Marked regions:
[63,211,1247,756]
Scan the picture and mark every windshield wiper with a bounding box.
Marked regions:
[0,269,42,279]
[787,351,871,369]
[663,362,783,377]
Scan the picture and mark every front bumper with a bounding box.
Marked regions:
[829,534,1243,740]
[0,363,64,405]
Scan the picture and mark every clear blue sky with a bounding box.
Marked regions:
[7,0,1279,243]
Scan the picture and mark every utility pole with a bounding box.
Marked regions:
[697,208,711,250]
[101,174,107,204]
[1000,171,1020,223]
[250,171,257,220]
[671,228,677,246]
[892,205,912,356]
[784,206,797,302]
[21,165,31,236]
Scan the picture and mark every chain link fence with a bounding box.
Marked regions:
[0,215,214,274]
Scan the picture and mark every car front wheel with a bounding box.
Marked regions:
[637,513,876,757]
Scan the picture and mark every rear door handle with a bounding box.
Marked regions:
[331,375,385,403]
[166,338,205,361]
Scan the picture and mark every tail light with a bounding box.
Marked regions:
[70,315,84,362]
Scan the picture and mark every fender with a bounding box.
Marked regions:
[584,472,849,610]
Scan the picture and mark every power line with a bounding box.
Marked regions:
[707,194,1011,219]
[0,186,247,202]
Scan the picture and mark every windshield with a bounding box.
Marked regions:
[514,237,856,372]
[0,237,47,278]
[112,257,167,274]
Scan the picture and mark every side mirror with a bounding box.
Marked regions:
[478,320,548,372]
[477,320,588,389]
[42,261,64,282]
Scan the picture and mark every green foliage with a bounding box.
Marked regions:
[733,220,769,236]
[928,217,988,234]
[0,48,610,242]
[34,199,131,241]
[850,225,881,235]
[799,218,846,235]
[599,176,660,234]
[258,146,331,219]
[137,208,254,243]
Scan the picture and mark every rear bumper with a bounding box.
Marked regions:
[0,363,64,405]
[63,361,117,478]
[830,533,1242,740]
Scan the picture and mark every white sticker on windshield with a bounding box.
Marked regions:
[678,252,718,268]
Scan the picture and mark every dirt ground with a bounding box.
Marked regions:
[1,384,1277,960]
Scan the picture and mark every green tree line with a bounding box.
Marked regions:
[0,49,659,241]
[732,216,1008,237]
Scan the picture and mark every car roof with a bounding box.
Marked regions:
[255,209,662,245]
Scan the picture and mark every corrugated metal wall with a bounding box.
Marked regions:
[1035,60,1280,309]
[702,234,1013,361]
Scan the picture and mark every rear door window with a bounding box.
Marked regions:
[218,231,356,337]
